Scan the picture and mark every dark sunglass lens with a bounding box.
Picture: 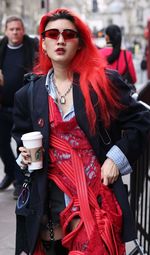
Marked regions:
[63,30,78,40]
[45,29,59,39]
[42,29,78,40]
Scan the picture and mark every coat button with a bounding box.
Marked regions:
[38,118,44,127]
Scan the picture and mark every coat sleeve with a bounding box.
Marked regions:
[107,70,150,165]
[12,84,33,149]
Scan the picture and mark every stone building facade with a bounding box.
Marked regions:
[0,0,150,47]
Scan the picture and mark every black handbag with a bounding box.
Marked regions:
[117,50,136,94]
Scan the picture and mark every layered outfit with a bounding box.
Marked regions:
[12,70,150,255]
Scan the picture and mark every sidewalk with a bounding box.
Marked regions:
[0,159,16,255]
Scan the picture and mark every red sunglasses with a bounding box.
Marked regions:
[41,28,79,40]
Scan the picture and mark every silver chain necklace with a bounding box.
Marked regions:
[53,76,73,105]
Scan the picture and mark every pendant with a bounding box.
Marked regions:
[60,96,66,104]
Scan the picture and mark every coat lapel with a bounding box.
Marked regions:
[73,77,111,164]
[33,76,49,142]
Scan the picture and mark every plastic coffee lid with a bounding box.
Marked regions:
[21,131,43,140]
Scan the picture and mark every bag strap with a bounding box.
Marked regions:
[124,50,135,86]
[124,50,130,74]
[116,58,119,71]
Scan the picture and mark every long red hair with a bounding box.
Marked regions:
[35,8,122,132]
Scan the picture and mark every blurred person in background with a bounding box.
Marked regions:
[143,20,150,80]
[12,8,150,255]
[0,16,39,199]
[99,24,137,91]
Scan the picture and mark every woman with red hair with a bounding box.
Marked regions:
[12,8,150,255]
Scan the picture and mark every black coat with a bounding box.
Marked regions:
[12,70,150,254]
[0,35,39,72]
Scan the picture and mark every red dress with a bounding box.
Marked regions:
[34,96,125,255]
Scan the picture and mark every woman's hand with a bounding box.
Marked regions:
[101,158,119,185]
[19,146,31,167]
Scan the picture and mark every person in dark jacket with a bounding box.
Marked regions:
[0,16,39,198]
[12,8,150,255]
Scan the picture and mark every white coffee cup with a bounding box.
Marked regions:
[21,131,43,171]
